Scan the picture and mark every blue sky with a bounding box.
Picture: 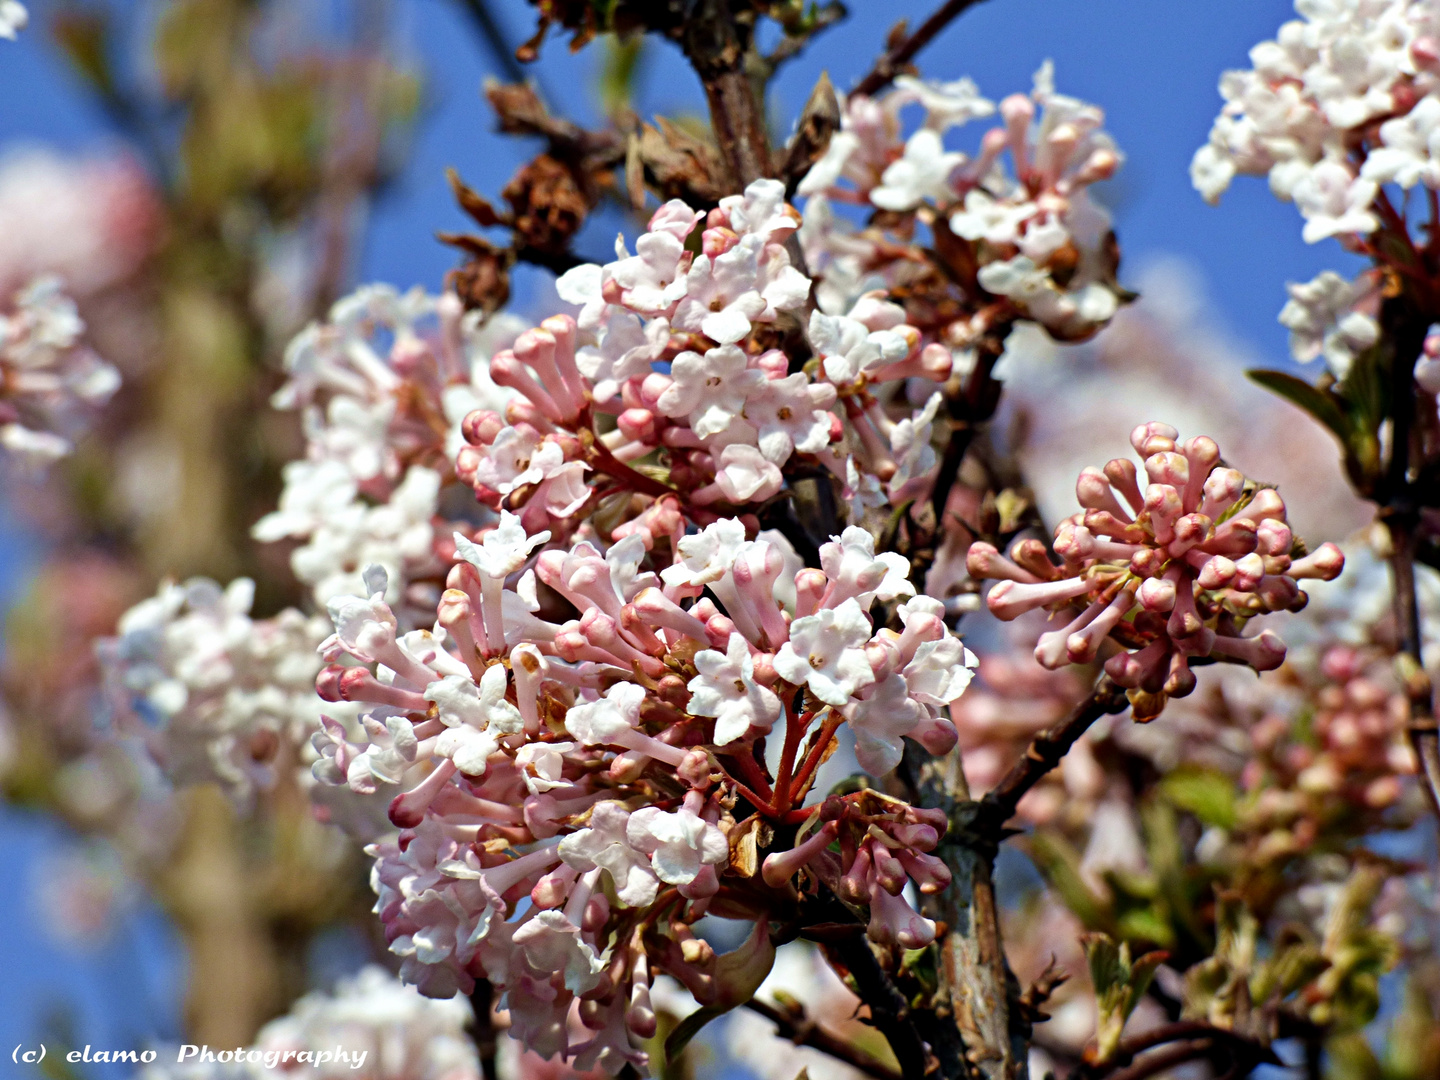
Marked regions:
[0,0,1344,1069]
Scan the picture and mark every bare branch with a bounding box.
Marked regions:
[977,675,1130,833]
[743,997,902,1080]
[851,0,994,99]
[1379,293,1440,823]
[453,0,528,84]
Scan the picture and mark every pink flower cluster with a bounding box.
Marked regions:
[799,63,1125,341]
[457,179,955,528]
[969,422,1344,716]
[308,502,978,1069]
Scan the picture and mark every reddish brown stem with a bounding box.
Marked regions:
[788,713,843,804]
[770,697,814,814]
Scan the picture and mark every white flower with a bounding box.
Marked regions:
[819,526,915,608]
[902,637,979,706]
[555,262,608,330]
[606,227,691,317]
[718,179,799,243]
[844,458,888,521]
[427,666,524,775]
[558,800,659,907]
[627,805,729,885]
[326,590,399,663]
[889,392,942,495]
[1361,95,1440,189]
[674,236,769,344]
[808,310,910,385]
[251,459,358,542]
[845,674,927,775]
[949,189,1039,246]
[713,444,784,503]
[1278,269,1379,378]
[515,740,574,794]
[512,909,606,995]
[773,598,876,706]
[661,517,749,589]
[1292,159,1379,243]
[0,2,26,40]
[564,681,646,744]
[687,634,782,745]
[656,344,764,437]
[453,512,549,580]
[742,373,836,464]
[871,130,965,212]
[894,75,995,131]
[576,310,668,403]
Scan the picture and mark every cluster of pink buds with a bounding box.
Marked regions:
[308,503,978,1068]
[0,275,119,465]
[969,422,1345,718]
[761,789,952,950]
[453,178,956,533]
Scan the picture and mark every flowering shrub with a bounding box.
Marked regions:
[8,1,1440,1079]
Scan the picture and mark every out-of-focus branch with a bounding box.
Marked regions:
[977,675,1130,833]
[851,0,993,99]
[1379,293,1440,823]
[468,980,500,1080]
[1067,1022,1281,1080]
[1092,1039,1214,1080]
[743,997,901,1080]
[453,0,528,84]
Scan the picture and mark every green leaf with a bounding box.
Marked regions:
[1247,369,1350,442]
[1030,831,1115,932]
[663,1003,725,1061]
[1160,768,1238,830]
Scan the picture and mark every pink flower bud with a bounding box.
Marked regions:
[1286,542,1344,581]
[1130,421,1179,457]
[966,540,1041,583]
[1103,457,1145,514]
[1209,628,1286,671]
[1076,466,1133,520]
[986,576,1093,620]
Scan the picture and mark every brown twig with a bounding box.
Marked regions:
[851,0,994,99]
[977,675,1130,833]
[1067,1022,1282,1080]
[826,934,932,1079]
[679,0,773,186]
[1097,1039,1215,1080]
[468,979,500,1080]
[1379,293,1440,824]
[743,997,902,1080]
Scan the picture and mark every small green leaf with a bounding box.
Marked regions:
[1247,369,1350,442]
[663,1004,725,1061]
[1161,768,1238,830]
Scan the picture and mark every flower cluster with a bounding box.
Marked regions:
[1192,0,1440,234]
[450,177,956,525]
[969,422,1345,718]
[96,577,333,805]
[0,276,119,464]
[1192,0,1440,373]
[799,62,1125,341]
[308,502,977,1068]
[140,965,481,1079]
[254,285,523,616]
